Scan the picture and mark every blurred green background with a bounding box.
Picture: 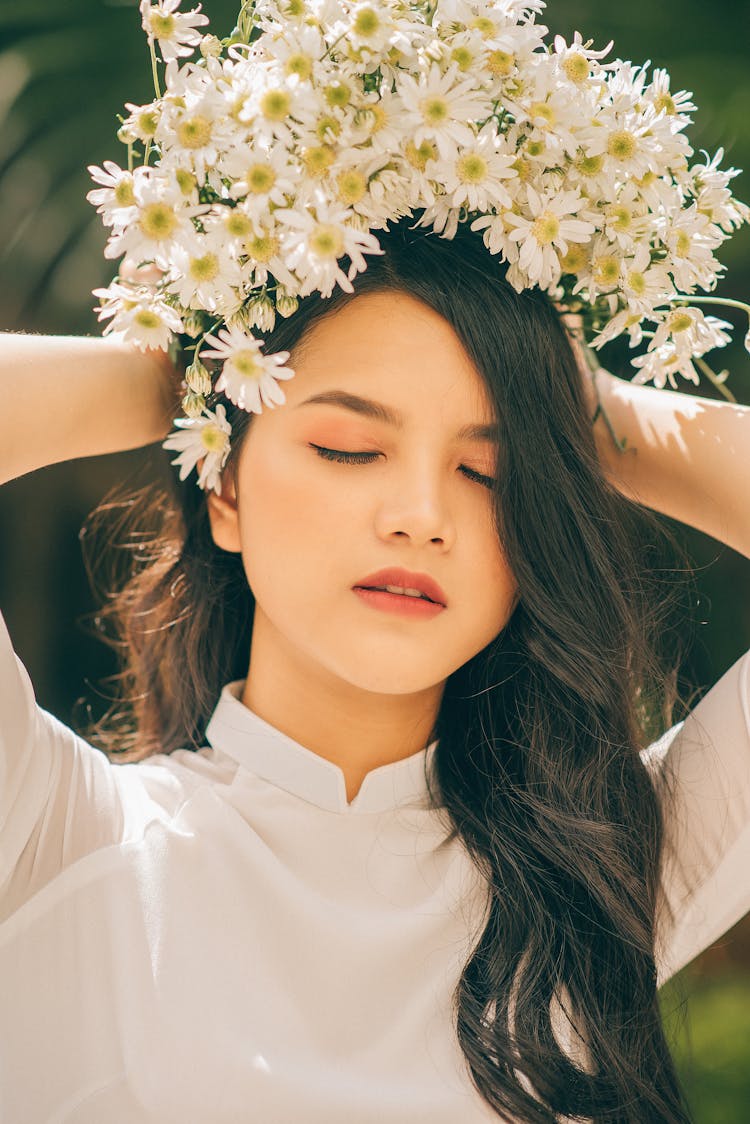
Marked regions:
[0,2,749,1118]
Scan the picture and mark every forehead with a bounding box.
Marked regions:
[286,291,495,421]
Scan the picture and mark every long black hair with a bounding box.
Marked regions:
[82,214,696,1121]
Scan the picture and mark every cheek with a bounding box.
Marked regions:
[472,524,519,633]
[236,444,355,598]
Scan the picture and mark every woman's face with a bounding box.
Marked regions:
[208,290,518,699]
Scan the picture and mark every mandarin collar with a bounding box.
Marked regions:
[204,681,442,815]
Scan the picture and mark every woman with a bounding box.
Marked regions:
[1,217,749,1123]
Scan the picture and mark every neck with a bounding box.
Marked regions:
[240,608,444,803]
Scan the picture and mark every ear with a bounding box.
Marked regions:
[206,468,242,553]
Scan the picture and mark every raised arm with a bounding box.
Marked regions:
[591,366,750,560]
[0,333,178,486]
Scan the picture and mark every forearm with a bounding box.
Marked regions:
[592,369,750,559]
[0,333,179,485]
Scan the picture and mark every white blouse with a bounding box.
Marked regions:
[0,604,749,1124]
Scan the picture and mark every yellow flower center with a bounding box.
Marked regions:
[512,156,531,182]
[668,310,693,333]
[189,253,220,282]
[231,350,263,380]
[148,12,175,38]
[562,54,590,84]
[310,223,344,259]
[363,103,386,133]
[451,46,474,72]
[526,139,545,158]
[175,168,197,195]
[316,114,342,141]
[247,162,276,193]
[469,15,496,38]
[138,202,178,240]
[133,308,161,330]
[637,170,657,187]
[594,255,620,286]
[610,204,632,231]
[560,244,588,274]
[114,178,135,207]
[137,111,158,137]
[607,130,637,161]
[336,169,367,205]
[456,153,488,185]
[529,101,556,128]
[353,7,380,37]
[177,115,212,150]
[627,270,646,297]
[284,52,313,81]
[405,139,437,171]
[575,152,604,176]
[243,233,279,262]
[201,426,227,453]
[260,89,291,121]
[675,230,691,257]
[225,211,254,238]
[302,145,335,177]
[531,212,560,245]
[420,96,448,126]
[324,82,351,108]
[654,92,676,115]
[486,50,514,78]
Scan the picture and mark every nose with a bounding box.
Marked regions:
[373,455,456,549]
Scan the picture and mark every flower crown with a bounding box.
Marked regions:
[88,0,750,494]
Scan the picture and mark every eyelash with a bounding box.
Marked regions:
[309,445,495,489]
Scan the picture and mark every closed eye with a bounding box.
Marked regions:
[309,445,496,489]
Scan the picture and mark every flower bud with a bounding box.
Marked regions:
[275,288,300,318]
[182,312,206,337]
[186,359,213,397]
[200,34,223,58]
[182,391,206,418]
[246,293,276,332]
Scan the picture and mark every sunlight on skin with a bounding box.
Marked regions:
[205,291,519,802]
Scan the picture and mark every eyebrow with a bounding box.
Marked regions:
[295,390,500,442]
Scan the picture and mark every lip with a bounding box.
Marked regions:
[352,567,448,607]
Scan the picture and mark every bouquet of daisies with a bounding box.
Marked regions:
[87,0,750,493]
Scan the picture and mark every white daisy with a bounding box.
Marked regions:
[140,0,209,63]
[165,232,244,314]
[221,139,298,209]
[86,162,142,229]
[441,122,517,213]
[649,307,732,358]
[162,403,232,493]
[505,186,596,290]
[200,325,296,414]
[630,343,701,391]
[92,281,184,351]
[103,175,205,266]
[398,62,490,162]
[275,195,385,298]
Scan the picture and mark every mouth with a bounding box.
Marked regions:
[352,568,448,608]
[352,586,446,618]
[355,585,439,604]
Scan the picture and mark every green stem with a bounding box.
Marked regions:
[149,39,162,100]
[693,356,737,403]
[670,294,750,317]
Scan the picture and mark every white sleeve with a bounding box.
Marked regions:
[649,646,750,986]
[0,605,131,920]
